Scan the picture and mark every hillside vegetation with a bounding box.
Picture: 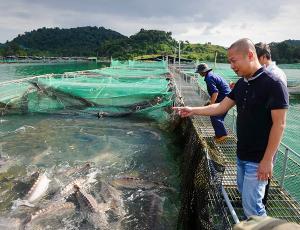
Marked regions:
[0,26,299,63]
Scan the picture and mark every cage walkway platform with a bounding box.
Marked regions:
[170,65,300,228]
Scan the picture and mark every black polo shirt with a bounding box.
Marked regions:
[227,67,289,163]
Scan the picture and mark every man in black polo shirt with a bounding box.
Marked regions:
[173,38,288,218]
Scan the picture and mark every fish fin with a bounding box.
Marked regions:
[11,199,35,210]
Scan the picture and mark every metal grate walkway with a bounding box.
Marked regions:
[170,65,300,226]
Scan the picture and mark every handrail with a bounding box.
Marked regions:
[222,186,240,224]
[280,142,300,158]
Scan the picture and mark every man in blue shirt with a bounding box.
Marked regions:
[195,63,231,142]
[174,38,289,218]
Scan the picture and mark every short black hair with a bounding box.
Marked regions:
[255,42,271,59]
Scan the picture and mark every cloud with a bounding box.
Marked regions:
[0,0,299,46]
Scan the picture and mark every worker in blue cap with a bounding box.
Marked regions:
[195,63,231,142]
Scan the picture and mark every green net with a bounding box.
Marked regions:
[0,60,173,118]
[89,68,169,77]
[111,59,168,69]
[88,59,169,77]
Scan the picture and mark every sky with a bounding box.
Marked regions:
[0,0,299,47]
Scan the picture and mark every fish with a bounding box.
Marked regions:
[74,185,110,230]
[98,181,126,220]
[144,191,165,230]
[25,173,50,203]
[110,176,172,191]
[32,146,52,164]
[55,162,91,178]
[145,130,162,141]
[53,178,87,202]
[12,172,51,209]
[123,191,166,230]
[25,202,75,229]
[52,170,97,202]
[14,125,36,134]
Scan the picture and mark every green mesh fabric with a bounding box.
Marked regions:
[0,60,173,117]
[177,119,231,230]
[89,68,169,77]
[111,59,168,69]
[89,59,169,77]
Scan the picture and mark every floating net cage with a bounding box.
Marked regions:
[89,60,169,78]
[0,60,174,118]
[177,118,232,230]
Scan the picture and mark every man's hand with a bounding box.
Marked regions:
[257,159,273,181]
[172,107,193,117]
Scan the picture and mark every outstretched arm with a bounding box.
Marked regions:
[173,97,235,117]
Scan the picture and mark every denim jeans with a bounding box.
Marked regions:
[237,157,268,218]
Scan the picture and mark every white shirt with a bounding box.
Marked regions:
[265,61,287,87]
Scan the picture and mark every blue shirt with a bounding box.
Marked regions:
[227,67,289,162]
[204,71,231,103]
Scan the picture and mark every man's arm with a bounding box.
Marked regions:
[173,96,235,117]
[257,109,287,180]
[210,92,218,104]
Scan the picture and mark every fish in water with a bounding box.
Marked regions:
[32,146,52,164]
[53,177,87,202]
[143,191,166,230]
[110,176,172,191]
[12,172,51,208]
[14,125,36,133]
[52,170,97,202]
[97,181,126,221]
[24,202,75,229]
[56,162,91,177]
[74,185,110,230]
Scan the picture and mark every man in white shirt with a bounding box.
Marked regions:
[255,42,287,87]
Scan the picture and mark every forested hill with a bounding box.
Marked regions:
[9,26,126,56]
[0,26,299,63]
[0,26,229,62]
[270,40,300,63]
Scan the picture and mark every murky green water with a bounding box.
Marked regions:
[0,63,181,229]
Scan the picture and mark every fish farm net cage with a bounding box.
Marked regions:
[175,117,232,230]
[2,60,299,229]
[0,60,174,117]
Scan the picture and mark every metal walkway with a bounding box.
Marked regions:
[170,65,300,226]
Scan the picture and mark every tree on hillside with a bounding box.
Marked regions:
[11,26,126,56]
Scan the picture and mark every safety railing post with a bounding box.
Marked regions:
[280,147,289,188]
